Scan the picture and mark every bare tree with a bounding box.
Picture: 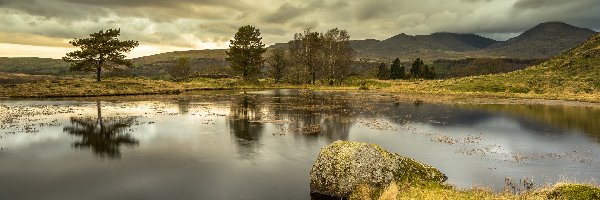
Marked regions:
[288,28,324,84]
[323,28,354,84]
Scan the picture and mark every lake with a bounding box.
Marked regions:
[1,89,599,199]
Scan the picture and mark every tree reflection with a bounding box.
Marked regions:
[228,94,264,159]
[176,99,190,114]
[63,101,138,159]
[275,91,352,141]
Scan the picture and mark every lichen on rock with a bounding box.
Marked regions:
[309,140,447,198]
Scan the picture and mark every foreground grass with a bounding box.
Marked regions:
[350,181,600,200]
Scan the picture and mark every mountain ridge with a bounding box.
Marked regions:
[271,21,596,59]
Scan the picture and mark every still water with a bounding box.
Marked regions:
[1,89,599,199]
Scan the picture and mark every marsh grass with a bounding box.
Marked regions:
[350,181,600,200]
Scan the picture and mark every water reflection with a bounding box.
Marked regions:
[462,104,600,142]
[1,90,600,200]
[63,101,138,159]
[176,99,190,114]
[228,94,264,159]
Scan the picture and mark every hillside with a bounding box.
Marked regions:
[486,22,596,58]
[131,49,227,65]
[0,50,232,78]
[446,32,600,96]
[0,57,71,75]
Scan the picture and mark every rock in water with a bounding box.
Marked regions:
[310,141,447,198]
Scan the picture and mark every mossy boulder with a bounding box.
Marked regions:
[310,140,447,198]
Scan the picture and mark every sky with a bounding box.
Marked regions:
[0,0,599,58]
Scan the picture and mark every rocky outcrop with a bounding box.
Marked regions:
[310,141,447,198]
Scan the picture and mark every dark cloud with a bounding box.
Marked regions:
[513,0,573,9]
[64,0,246,9]
[355,0,395,21]
[0,0,599,57]
[262,3,312,23]
[261,1,349,24]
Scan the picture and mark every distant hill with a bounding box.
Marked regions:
[132,49,227,65]
[0,57,71,75]
[356,32,498,57]
[0,50,232,77]
[271,22,596,60]
[447,32,600,96]
[486,22,597,58]
[270,33,498,60]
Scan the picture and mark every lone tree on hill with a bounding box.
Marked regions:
[226,25,267,81]
[63,29,139,82]
[389,58,405,79]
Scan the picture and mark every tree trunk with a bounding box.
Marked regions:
[96,67,101,82]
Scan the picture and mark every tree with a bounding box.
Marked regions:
[63,29,139,82]
[410,58,424,78]
[426,66,436,79]
[167,57,192,81]
[323,28,354,84]
[377,62,390,80]
[389,58,405,79]
[288,28,325,84]
[267,48,287,83]
[226,25,267,81]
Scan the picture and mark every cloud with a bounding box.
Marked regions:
[0,0,599,58]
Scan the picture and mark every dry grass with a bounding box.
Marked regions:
[350,181,600,200]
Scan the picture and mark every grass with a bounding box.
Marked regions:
[350,181,600,200]
[0,75,383,98]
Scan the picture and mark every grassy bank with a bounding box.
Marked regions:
[2,75,600,104]
[350,181,600,200]
[0,75,386,98]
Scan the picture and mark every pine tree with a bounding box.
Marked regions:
[410,58,425,78]
[389,58,405,79]
[377,62,390,80]
[63,29,139,82]
[226,25,267,81]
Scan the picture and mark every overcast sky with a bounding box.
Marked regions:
[1,0,599,58]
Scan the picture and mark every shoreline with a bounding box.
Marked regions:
[1,77,599,107]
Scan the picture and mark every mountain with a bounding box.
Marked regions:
[271,33,498,59]
[448,32,600,98]
[270,22,596,60]
[356,32,498,57]
[486,22,596,58]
